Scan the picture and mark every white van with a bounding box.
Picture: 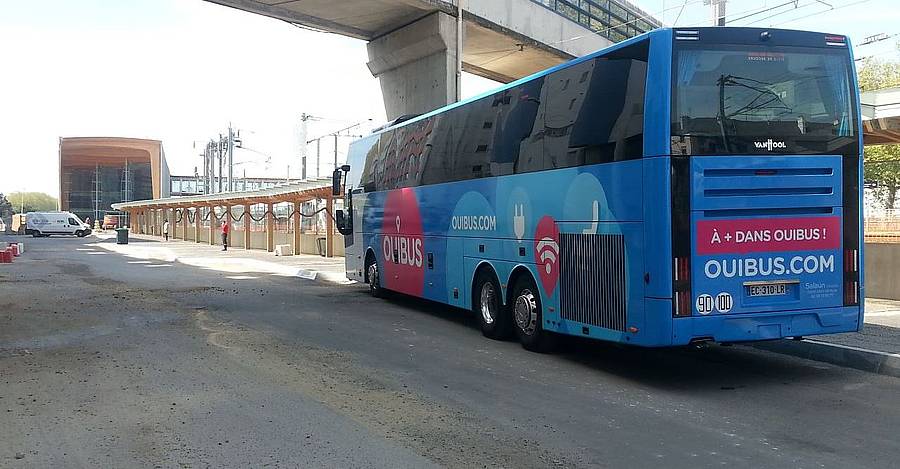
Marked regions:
[25,212,92,238]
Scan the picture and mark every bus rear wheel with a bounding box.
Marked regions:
[473,270,510,340]
[511,275,557,353]
[366,255,386,298]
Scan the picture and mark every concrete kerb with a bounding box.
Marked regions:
[752,339,900,379]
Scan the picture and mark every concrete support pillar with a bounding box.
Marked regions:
[181,207,188,240]
[266,203,275,253]
[195,207,201,243]
[325,196,334,258]
[292,201,302,256]
[366,11,459,120]
[208,206,216,246]
[243,204,251,250]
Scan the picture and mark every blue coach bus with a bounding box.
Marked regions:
[333,27,863,352]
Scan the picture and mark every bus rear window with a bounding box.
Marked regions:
[672,45,857,155]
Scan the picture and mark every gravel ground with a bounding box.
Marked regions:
[2,234,900,468]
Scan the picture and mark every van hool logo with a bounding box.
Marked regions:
[381,189,424,296]
[753,139,787,151]
[533,216,560,296]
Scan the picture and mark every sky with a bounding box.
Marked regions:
[0,0,898,197]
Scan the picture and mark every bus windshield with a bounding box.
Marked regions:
[672,44,856,155]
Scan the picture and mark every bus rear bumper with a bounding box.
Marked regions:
[671,306,862,346]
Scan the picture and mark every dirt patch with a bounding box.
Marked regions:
[189,307,572,468]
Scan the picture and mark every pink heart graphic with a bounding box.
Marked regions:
[533,216,560,296]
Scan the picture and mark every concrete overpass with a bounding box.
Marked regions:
[205,0,659,119]
[863,86,900,145]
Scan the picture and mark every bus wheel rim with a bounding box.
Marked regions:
[514,289,537,335]
[479,282,496,325]
[368,263,378,291]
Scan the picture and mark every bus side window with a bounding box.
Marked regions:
[543,41,648,170]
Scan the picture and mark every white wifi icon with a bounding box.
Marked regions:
[535,238,559,274]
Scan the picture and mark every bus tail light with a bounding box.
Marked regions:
[671,157,692,317]
[673,256,692,317]
[844,248,859,306]
[842,155,860,307]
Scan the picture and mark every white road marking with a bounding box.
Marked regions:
[865,310,900,318]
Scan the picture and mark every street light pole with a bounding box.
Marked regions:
[334,134,339,171]
[228,123,234,192]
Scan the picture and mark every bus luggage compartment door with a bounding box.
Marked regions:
[689,155,844,316]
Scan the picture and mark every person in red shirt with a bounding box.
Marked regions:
[221,219,229,251]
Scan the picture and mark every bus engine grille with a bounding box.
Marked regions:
[558,233,627,332]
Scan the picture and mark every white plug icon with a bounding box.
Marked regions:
[513,204,525,240]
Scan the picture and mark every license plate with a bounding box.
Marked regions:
[747,283,788,297]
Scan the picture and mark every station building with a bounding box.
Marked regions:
[58,137,170,224]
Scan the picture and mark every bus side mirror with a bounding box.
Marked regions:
[332,169,343,196]
[335,209,352,235]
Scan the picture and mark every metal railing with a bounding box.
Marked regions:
[866,214,900,243]
[530,0,661,42]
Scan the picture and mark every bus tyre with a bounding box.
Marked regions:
[32,231,41,238]
[366,256,386,298]
[511,275,557,353]
[473,270,510,340]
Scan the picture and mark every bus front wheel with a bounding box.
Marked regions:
[473,270,510,340]
[366,256,386,298]
[511,275,557,353]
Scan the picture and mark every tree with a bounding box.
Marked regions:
[0,193,13,224]
[858,56,900,209]
[858,56,900,92]
[864,145,900,210]
[7,192,58,213]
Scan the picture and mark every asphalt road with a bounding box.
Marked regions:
[2,235,900,468]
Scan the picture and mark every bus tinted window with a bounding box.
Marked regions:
[672,45,857,155]
[544,57,647,169]
[354,39,649,192]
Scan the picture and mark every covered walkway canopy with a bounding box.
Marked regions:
[863,86,900,145]
[112,177,344,257]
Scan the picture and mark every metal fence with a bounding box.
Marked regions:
[866,213,900,243]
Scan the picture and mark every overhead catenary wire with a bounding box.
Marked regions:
[767,0,872,27]
[723,0,812,25]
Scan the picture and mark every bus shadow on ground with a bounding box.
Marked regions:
[370,289,837,391]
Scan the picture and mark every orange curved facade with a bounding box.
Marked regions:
[59,137,170,221]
